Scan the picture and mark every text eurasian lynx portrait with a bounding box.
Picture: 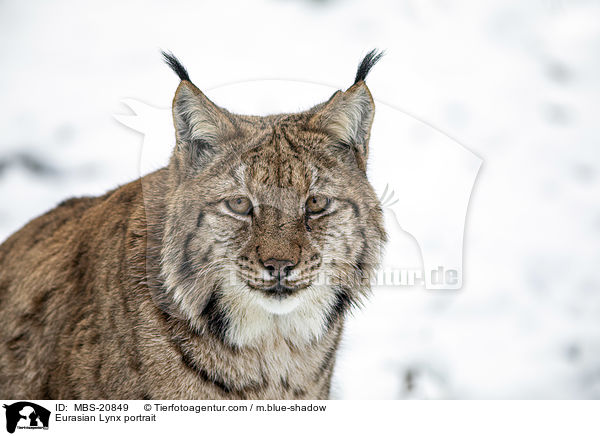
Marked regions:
[0,51,386,399]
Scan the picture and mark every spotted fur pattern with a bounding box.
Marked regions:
[0,51,386,399]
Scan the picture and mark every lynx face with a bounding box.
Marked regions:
[159,53,386,347]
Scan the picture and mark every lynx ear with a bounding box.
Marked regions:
[172,81,232,163]
[308,49,383,171]
[308,83,375,170]
[163,51,235,169]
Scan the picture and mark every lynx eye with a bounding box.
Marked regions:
[306,195,330,215]
[226,197,253,215]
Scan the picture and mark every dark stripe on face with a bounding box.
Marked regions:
[201,290,230,341]
[345,242,352,256]
[341,199,360,217]
[179,233,195,280]
[201,246,213,264]
[325,286,355,331]
[311,208,340,222]
[214,210,249,224]
[304,214,312,232]
[240,130,278,158]
[196,210,204,227]
[281,128,303,154]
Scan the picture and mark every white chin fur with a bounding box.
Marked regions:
[256,293,302,315]
[217,281,337,347]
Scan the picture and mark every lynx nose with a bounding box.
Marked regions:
[263,258,295,280]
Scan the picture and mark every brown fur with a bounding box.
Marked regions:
[0,53,386,399]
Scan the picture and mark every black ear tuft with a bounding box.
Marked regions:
[161,50,191,82]
[354,49,384,84]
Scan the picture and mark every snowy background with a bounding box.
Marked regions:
[1,0,599,399]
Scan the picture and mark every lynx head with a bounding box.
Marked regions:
[159,51,386,347]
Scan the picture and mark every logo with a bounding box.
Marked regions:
[3,402,50,434]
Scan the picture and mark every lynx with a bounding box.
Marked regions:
[0,51,386,399]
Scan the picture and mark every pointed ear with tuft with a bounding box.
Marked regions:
[171,80,236,171]
[308,82,376,171]
[308,49,383,171]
